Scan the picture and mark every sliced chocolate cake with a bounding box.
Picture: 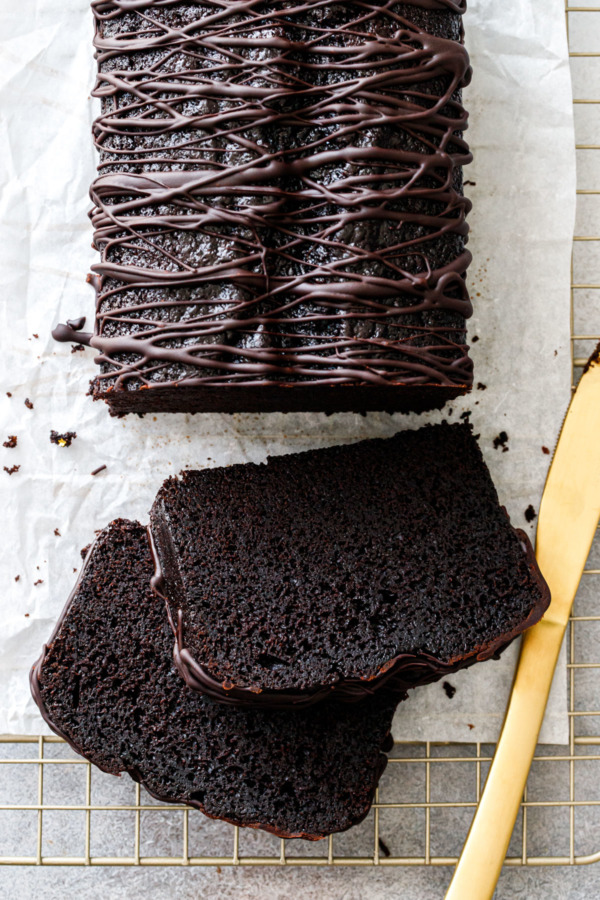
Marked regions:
[54,0,474,414]
[150,423,550,707]
[31,520,399,840]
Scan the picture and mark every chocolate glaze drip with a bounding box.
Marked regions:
[53,320,93,346]
[67,1,474,395]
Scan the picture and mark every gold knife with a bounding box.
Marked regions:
[446,346,600,900]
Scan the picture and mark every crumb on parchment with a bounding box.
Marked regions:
[493,431,509,452]
[443,681,457,699]
[50,430,77,448]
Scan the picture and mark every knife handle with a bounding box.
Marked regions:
[445,616,564,900]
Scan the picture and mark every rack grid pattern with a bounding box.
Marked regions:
[1,1,599,868]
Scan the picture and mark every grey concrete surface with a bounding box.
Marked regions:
[0,862,598,899]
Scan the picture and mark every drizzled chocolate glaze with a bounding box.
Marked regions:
[54,1,475,405]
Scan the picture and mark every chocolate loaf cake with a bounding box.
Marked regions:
[150,423,550,707]
[31,520,399,839]
[55,0,473,414]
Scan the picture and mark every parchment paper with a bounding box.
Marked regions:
[0,0,575,742]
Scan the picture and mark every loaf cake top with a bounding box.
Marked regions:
[150,423,550,706]
[54,0,474,415]
[31,519,398,839]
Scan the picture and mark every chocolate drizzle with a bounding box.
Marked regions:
[62,0,475,399]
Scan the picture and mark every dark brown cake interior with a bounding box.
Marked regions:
[31,520,399,839]
[150,423,550,704]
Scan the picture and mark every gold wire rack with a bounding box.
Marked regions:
[1,2,599,869]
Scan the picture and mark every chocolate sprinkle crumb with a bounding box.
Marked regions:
[524,505,537,523]
[91,464,107,476]
[24,398,33,409]
[542,446,550,455]
[443,681,457,699]
[476,382,487,391]
[6,393,12,398]
[50,430,77,448]
[3,436,17,448]
[471,335,479,342]
[54,528,61,537]
[14,576,20,582]
[378,838,391,858]
[34,580,43,586]
[4,465,20,475]
[493,431,509,452]
[467,723,475,730]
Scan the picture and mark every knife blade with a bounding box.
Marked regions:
[445,345,600,900]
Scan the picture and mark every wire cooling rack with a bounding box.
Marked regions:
[1,2,599,869]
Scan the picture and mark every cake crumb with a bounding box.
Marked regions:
[471,335,479,342]
[54,528,61,537]
[6,392,12,398]
[524,505,537,523]
[3,435,17,448]
[542,446,550,455]
[50,430,77,447]
[467,723,475,731]
[81,543,92,560]
[71,344,86,353]
[378,838,391,858]
[91,464,107,476]
[24,613,29,617]
[459,411,471,421]
[33,333,39,339]
[24,398,33,409]
[14,575,20,582]
[464,180,477,187]
[493,431,509,452]
[4,465,20,475]
[443,681,456,699]
[476,382,487,391]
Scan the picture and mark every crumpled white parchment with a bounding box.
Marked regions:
[0,0,575,742]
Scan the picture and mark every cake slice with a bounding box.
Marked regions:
[31,520,399,840]
[150,423,550,708]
